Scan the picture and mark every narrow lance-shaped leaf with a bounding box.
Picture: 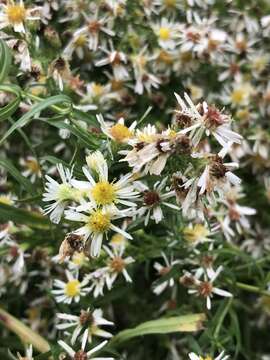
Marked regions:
[0,94,73,145]
[0,157,37,196]
[0,39,11,83]
[0,203,50,230]
[111,313,206,345]
[0,307,50,353]
[0,84,22,121]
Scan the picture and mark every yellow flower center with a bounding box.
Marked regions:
[159,27,170,41]
[89,210,111,233]
[236,108,250,121]
[6,4,26,24]
[158,50,173,64]
[57,184,74,201]
[180,51,193,63]
[110,123,132,142]
[92,83,104,97]
[25,159,40,174]
[183,224,209,243]
[65,279,80,297]
[110,233,125,246]
[91,181,116,205]
[164,0,176,7]
[252,56,268,73]
[261,295,270,313]
[72,252,86,266]
[137,131,157,143]
[110,256,125,273]
[231,88,246,104]
[74,35,86,47]
[0,196,13,205]
[199,356,212,360]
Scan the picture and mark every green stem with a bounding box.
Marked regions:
[214,298,233,339]
[228,280,270,297]
[235,256,270,271]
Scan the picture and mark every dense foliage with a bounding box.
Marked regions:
[0,1,270,359]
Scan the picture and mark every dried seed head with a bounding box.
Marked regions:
[171,175,188,199]
[179,274,196,287]
[204,105,226,128]
[228,207,241,221]
[173,134,191,155]
[9,246,19,258]
[143,190,160,206]
[175,113,192,128]
[110,256,125,273]
[198,281,213,297]
[74,350,88,360]
[210,156,227,179]
[159,266,171,276]
[88,20,101,33]
[201,255,214,268]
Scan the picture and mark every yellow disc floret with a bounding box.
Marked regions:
[89,210,111,233]
[92,83,104,97]
[25,159,40,174]
[65,279,80,297]
[0,195,13,205]
[6,4,26,24]
[110,123,132,142]
[231,88,246,105]
[164,0,176,7]
[110,233,126,247]
[159,27,170,41]
[183,224,209,243]
[91,181,116,205]
[74,35,86,47]
[72,252,86,267]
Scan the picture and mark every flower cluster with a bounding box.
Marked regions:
[1,0,270,359]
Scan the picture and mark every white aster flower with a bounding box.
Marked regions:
[95,45,129,81]
[57,308,113,347]
[20,156,42,183]
[188,266,232,310]
[175,92,242,148]
[97,114,136,143]
[153,252,180,295]
[71,156,138,213]
[58,339,114,360]
[52,270,90,304]
[74,11,115,51]
[103,244,135,288]
[0,0,40,33]
[189,350,229,360]
[65,206,133,257]
[43,164,80,224]
[153,18,180,50]
[135,178,179,225]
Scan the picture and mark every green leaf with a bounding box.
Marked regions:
[0,39,11,83]
[0,203,50,230]
[0,307,50,353]
[111,313,206,345]
[41,155,84,177]
[0,94,72,146]
[0,157,36,196]
[41,118,100,150]
[0,84,21,121]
